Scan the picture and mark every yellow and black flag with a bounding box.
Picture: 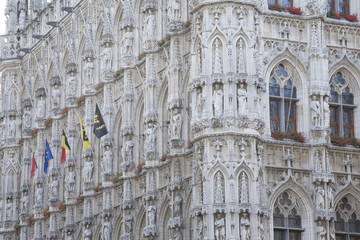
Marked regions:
[60,130,71,164]
[93,104,108,139]
[78,116,90,151]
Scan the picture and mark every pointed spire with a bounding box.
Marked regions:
[120,0,134,29]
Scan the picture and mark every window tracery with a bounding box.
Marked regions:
[335,195,360,239]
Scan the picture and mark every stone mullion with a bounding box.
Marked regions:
[121,179,135,239]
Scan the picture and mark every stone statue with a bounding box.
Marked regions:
[317,222,326,240]
[173,192,182,217]
[83,224,92,240]
[148,205,156,226]
[323,96,330,128]
[196,217,203,240]
[121,136,134,162]
[21,195,29,213]
[144,122,157,153]
[315,150,323,172]
[167,0,180,21]
[102,221,111,240]
[311,96,321,127]
[101,43,112,70]
[6,201,12,219]
[240,213,250,240]
[237,84,248,115]
[195,88,203,119]
[214,214,225,240]
[125,213,133,233]
[328,186,334,208]
[144,11,156,41]
[65,170,75,192]
[102,146,113,173]
[37,97,46,119]
[213,39,223,74]
[67,72,76,96]
[52,84,61,108]
[329,221,336,240]
[83,160,94,182]
[83,58,94,86]
[49,179,59,199]
[170,108,182,138]
[171,228,183,240]
[213,84,223,116]
[214,172,224,203]
[36,187,43,205]
[23,111,31,130]
[316,186,325,209]
[123,31,133,56]
[8,117,16,138]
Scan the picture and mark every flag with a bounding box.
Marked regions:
[44,139,54,174]
[93,104,108,139]
[60,130,71,164]
[30,152,38,179]
[78,116,90,151]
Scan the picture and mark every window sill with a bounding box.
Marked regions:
[268,5,303,16]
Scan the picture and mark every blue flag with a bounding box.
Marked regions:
[44,139,54,173]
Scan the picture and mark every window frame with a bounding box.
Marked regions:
[273,213,305,240]
[328,0,350,14]
[268,0,293,7]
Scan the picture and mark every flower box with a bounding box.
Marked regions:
[350,138,360,148]
[76,96,86,106]
[182,19,192,29]
[186,141,194,149]
[44,118,53,128]
[14,221,20,231]
[328,11,358,22]
[287,6,303,15]
[29,129,38,137]
[271,130,306,143]
[113,69,124,79]
[135,163,144,175]
[94,83,104,91]
[157,35,170,47]
[268,4,303,15]
[76,193,84,204]
[58,200,66,211]
[138,53,145,61]
[331,135,350,147]
[94,183,103,192]
[60,107,68,117]
[26,214,34,224]
[111,172,122,184]
[43,206,50,218]
[18,139,24,145]
[159,153,169,162]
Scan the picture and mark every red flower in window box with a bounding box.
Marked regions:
[76,96,86,106]
[44,118,53,128]
[182,19,192,29]
[26,214,34,224]
[60,107,68,117]
[58,200,66,211]
[134,163,144,175]
[94,183,103,192]
[43,206,50,218]
[76,193,84,204]
[331,135,350,147]
[29,129,38,137]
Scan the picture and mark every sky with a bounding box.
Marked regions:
[0,3,6,35]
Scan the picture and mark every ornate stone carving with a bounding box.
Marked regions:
[214,213,225,240]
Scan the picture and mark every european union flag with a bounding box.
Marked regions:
[44,139,54,174]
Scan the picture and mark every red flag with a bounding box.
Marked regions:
[30,152,38,179]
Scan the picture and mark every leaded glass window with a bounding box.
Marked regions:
[268,0,292,7]
[328,0,350,14]
[335,196,360,239]
[269,64,298,133]
[273,192,304,240]
[329,72,355,138]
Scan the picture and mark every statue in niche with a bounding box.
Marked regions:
[144,122,157,153]
[37,96,46,119]
[317,221,326,240]
[83,160,94,182]
[316,185,325,209]
[329,221,335,240]
[239,172,249,203]
[6,200,12,219]
[83,224,92,240]
[101,43,112,70]
[170,108,182,138]
[8,116,16,138]
[148,205,156,226]
[23,111,31,130]
[323,96,330,128]
[49,178,59,199]
[171,228,183,240]
[311,95,321,127]
[21,194,29,213]
[173,192,182,217]
[102,146,112,173]
[67,72,76,96]
[213,39,223,74]
[240,213,250,240]
[122,30,133,56]
[121,136,134,162]
[102,220,111,240]
[213,83,223,117]
[52,84,61,108]
[255,87,264,118]
[125,213,133,233]
[214,213,225,240]
[195,88,204,120]
[65,170,75,192]
[167,0,180,21]
[36,187,43,205]
[214,172,224,203]
[237,83,248,115]
[83,58,94,86]
[328,186,334,208]
[196,217,203,240]
[144,10,156,41]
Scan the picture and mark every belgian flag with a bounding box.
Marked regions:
[93,104,108,139]
[60,130,71,164]
[78,116,90,151]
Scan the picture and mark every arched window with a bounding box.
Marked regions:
[269,64,298,133]
[273,192,304,240]
[335,196,360,239]
[268,0,292,7]
[328,0,350,14]
[329,72,355,138]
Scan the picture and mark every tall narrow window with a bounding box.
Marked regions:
[328,0,350,14]
[329,72,355,138]
[269,64,298,133]
[335,196,360,239]
[273,192,304,240]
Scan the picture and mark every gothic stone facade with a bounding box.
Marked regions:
[0,0,360,239]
